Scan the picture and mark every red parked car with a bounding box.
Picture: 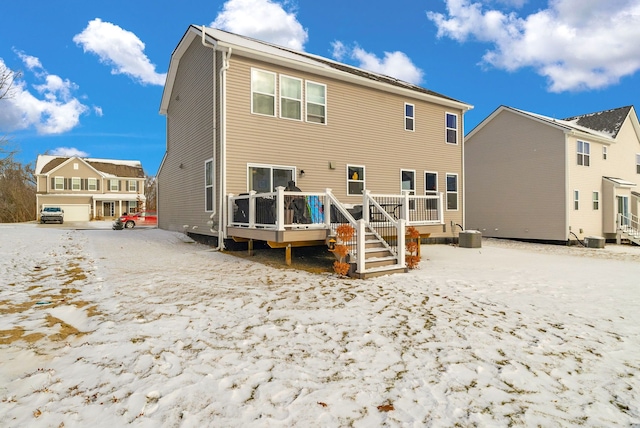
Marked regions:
[113,211,157,229]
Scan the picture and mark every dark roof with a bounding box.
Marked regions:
[207,27,467,106]
[40,157,144,178]
[563,106,632,138]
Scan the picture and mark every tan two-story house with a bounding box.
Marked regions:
[157,26,473,277]
[35,155,147,221]
[466,105,640,245]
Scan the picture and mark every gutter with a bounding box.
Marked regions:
[201,26,232,250]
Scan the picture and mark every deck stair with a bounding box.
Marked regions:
[330,224,407,279]
[617,213,640,246]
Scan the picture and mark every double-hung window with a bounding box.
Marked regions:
[280,75,302,120]
[347,165,365,195]
[251,69,276,116]
[205,159,214,212]
[128,201,137,213]
[636,154,640,174]
[306,81,326,124]
[593,191,599,210]
[88,178,97,191]
[603,146,608,160]
[71,177,81,191]
[128,180,137,192]
[577,141,590,166]
[405,103,414,131]
[446,173,458,210]
[446,113,458,144]
[401,169,416,209]
[54,177,64,190]
[425,171,438,210]
[248,164,294,193]
[574,190,580,210]
[109,179,119,191]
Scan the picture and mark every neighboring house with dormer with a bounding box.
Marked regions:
[466,105,640,245]
[35,155,147,221]
[156,26,473,278]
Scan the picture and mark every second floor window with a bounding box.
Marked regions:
[306,81,326,124]
[446,113,458,144]
[110,179,119,191]
[128,180,137,191]
[72,177,81,191]
[88,178,97,191]
[577,141,590,166]
[251,69,276,116]
[280,75,302,120]
[405,103,414,131]
[603,146,608,160]
[54,177,64,190]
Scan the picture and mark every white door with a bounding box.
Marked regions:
[46,205,91,221]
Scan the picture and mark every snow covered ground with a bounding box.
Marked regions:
[1,222,639,427]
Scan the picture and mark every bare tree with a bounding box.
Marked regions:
[144,176,157,211]
[0,62,20,101]
[0,64,35,223]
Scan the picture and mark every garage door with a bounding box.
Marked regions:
[44,204,91,222]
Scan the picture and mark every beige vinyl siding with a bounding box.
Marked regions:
[466,109,567,241]
[158,42,216,234]
[224,55,464,236]
[566,135,607,237]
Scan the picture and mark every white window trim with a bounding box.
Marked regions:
[404,103,415,132]
[574,190,580,210]
[110,179,119,192]
[400,169,416,194]
[246,163,296,193]
[88,178,97,191]
[128,180,137,192]
[425,171,438,195]
[54,176,64,191]
[603,146,608,160]
[445,112,458,145]
[305,80,327,125]
[577,140,590,166]
[205,159,215,213]
[347,164,365,196]
[251,68,276,117]
[593,191,599,210]
[446,173,459,211]
[279,74,302,121]
[71,177,81,191]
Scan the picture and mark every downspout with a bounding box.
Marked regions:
[201,26,231,250]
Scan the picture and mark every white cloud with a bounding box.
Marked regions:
[73,18,166,86]
[330,43,425,85]
[211,0,308,50]
[50,147,89,157]
[427,0,640,92]
[0,57,89,135]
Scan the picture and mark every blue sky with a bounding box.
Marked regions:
[1,0,639,176]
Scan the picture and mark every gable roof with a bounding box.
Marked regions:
[35,155,145,178]
[160,26,473,115]
[466,105,635,143]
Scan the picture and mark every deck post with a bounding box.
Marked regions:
[285,244,292,266]
[397,219,406,267]
[438,192,444,224]
[248,190,257,228]
[227,193,235,228]
[356,219,366,274]
[402,190,410,221]
[362,190,370,222]
[276,186,285,231]
[324,188,332,229]
[248,239,253,256]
